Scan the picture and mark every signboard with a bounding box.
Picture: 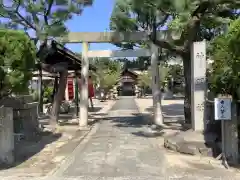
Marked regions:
[214,98,231,120]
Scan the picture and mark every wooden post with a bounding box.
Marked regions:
[50,70,68,125]
[38,67,43,114]
[74,71,79,117]
[150,43,163,125]
[79,42,89,128]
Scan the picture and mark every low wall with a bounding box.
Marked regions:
[0,95,39,139]
[0,106,14,164]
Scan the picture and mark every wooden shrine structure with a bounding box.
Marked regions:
[36,40,96,124]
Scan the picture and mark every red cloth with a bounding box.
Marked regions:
[78,78,94,98]
[88,79,94,98]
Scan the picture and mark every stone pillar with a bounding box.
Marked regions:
[0,107,14,164]
[150,43,163,125]
[222,101,238,164]
[191,41,207,131]
[79,42,89,128]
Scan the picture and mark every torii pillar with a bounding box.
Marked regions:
[79,42,89,129]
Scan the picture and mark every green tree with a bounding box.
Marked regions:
[0,0,93,42]
[159,63,169,87]
[100,70,120,90]
[209,18,240,98]
[91,57,122,91]
[137,64,168,93]
[0,29,36,99]
[110,0,240,124]
[166,64,184,94]
[138,71,151,88]
[0,0,93,121]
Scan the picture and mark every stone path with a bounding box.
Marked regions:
[52,96,167,179]
[1,97,240,179]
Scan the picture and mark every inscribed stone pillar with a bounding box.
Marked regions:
[191,41,207,131]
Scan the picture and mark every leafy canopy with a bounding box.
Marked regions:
[209,18,240,97]
[110,0,240,53]
[0,29,36,98]
[0,0,93,40]
[90,57,122,90]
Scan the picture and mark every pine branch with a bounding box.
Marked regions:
[44,0,54,25]
[14,0,36,30]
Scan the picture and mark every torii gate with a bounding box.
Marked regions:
[58,31,170,129]
[57,31,239,165]
[59,31,206,133]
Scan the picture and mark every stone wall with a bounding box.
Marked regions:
[0,106,14,164]
[0,95,39,139]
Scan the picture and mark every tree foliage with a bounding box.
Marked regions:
[137,71,151,88]
[137,64,169,88]
[0,29,36,98]
[90,58,122,91]
[166,64,184,94]
[209,18,240,98]
[0,0,93,41]
[110,0,240,123]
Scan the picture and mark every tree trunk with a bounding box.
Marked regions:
[38,67,43,114]
[50,70,68,125]
[182,53,191,125]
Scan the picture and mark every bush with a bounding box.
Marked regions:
[43,86,54,103]
[0,29,36,98]
[209,19,240,98]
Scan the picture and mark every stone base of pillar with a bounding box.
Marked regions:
[164,130,218,157]
[78,125,91,131]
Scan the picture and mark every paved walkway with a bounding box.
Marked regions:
[3,97,240,179]
[52,96,167,179]
[49,97,240,180]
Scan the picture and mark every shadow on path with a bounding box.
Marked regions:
[0,131,61,170]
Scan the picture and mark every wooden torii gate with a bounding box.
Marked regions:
[59,31,170,129]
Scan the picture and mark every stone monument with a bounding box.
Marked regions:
[191,41,207,131]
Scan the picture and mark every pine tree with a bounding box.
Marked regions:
[0,0,93,42]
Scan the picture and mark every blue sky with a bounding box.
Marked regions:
[65,0,120,52]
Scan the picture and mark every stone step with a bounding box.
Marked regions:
[164,130,218,157]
